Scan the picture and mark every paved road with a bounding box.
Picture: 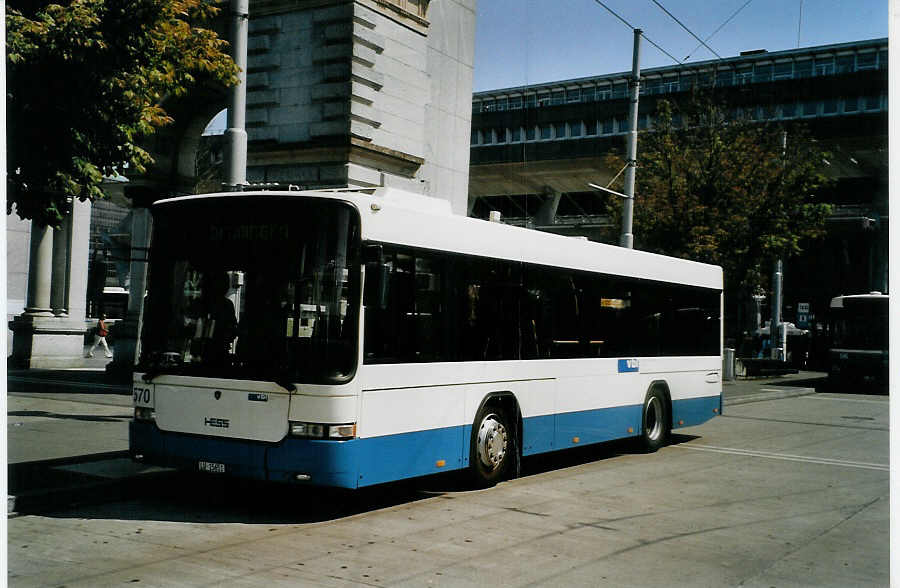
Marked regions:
[7,374,888,587]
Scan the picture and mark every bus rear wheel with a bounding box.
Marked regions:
[470,404,513,487]
[640,388,670,453]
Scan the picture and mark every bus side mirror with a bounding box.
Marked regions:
[363,244,390,310]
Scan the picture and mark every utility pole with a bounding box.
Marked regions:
[770,131,788,361]
[620,28,642,249]
[224,0,249,191]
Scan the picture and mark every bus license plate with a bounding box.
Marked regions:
[198,461,225,474]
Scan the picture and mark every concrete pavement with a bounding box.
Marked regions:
[6,363,828,515]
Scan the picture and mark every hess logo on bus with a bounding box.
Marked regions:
[205,417,230,428]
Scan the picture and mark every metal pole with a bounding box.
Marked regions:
[620,28,642,249]
[770,259,783,360]
[223,0,249,191]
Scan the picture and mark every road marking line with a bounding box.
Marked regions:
[802,395,888,405]
[758,388,815,393]
[676,444,888,471]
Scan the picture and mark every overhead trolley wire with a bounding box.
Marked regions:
[592,0,684,65]
[683,0,754,61]
[649,0,722,59]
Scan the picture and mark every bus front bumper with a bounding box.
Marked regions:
[130,421,361,489]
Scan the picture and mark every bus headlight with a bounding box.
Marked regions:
[289,421,356,439]
[134,407,156,422]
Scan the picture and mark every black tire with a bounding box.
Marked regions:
[639,388,670,453]
[470,403,514,487]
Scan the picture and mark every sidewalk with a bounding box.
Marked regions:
[7,353,171,516]
[7,364,827,515]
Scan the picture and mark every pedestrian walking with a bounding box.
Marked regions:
[86,313,114,358]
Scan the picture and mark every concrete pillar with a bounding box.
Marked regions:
[50,216,71,316]
[23,222,53,316]
[107,200,152,376]
[66,197,92,323]
[10,199,92,369]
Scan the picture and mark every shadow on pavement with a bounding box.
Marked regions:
[34,435,701,525]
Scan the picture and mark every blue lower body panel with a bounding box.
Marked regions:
[130,394,720,489]
[671,395,721,428]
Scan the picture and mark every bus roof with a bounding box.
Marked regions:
[830,292,889,308]
[155,188,723,291]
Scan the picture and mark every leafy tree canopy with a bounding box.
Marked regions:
[605,97,833,333]
[7,0,238,226]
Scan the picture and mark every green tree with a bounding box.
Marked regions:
[605,97,832,337]
[7,0,238,226]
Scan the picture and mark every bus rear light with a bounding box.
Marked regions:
[290,421,356,439]
[134,407,156,422]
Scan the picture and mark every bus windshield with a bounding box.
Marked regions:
[831,297,888,351]
[138,196,361,385]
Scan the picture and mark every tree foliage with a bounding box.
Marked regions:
[605,97,833,333]
[7,0,238,226]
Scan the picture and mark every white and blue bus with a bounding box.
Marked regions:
[827,292,889,392]
[131,188,723,488]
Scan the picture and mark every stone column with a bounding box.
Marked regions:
[23,222,54,316]
[50,215,71,316]
[10,199,92,368]
[107,190,153,377]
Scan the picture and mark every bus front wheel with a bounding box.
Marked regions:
[640,388,670,453]
[470,404,513,487]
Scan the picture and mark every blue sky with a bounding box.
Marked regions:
[207,0,887,132]
[473,0,888,91]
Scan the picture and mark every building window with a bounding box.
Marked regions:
[856,52,877,70]
[526,126,536,141]
[540,124,552,140]
[773,62,793,80]
[524,94,536,108]
[755,64,774,83]
[814,57,834,76]
[612,81,628,99]
[663,76,679,93]
[508,96,523,110]
[643,78,662,95]
[554,122,566,139]
[472,102,482,114]
[794,59,813,78]
[637,114,649,130]
[537,92,550,107]
[836,55,855,74]
[596,85,611,101]
[735,66,753,85]
[878,50,888,69]
[567,89,581,103]
[570,121,583,137]
[715,69,734,87]
[843,96,859,113]
[802,100,817,117]
[510,127,522,142]
[781,103,797,118]
[495,98,507,112]
[863,95,881,111]
[602,118,614,134]
[550,91,565,105]
[679,74,695,92]
[760,104,776,119]
[483,100,495,112]
[495,128,507,143]
[471,128,480,145]
[822,98,838,115]
[696,71,714,87]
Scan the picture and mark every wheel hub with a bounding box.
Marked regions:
[646,396,662,441]
[477,414,508,470]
